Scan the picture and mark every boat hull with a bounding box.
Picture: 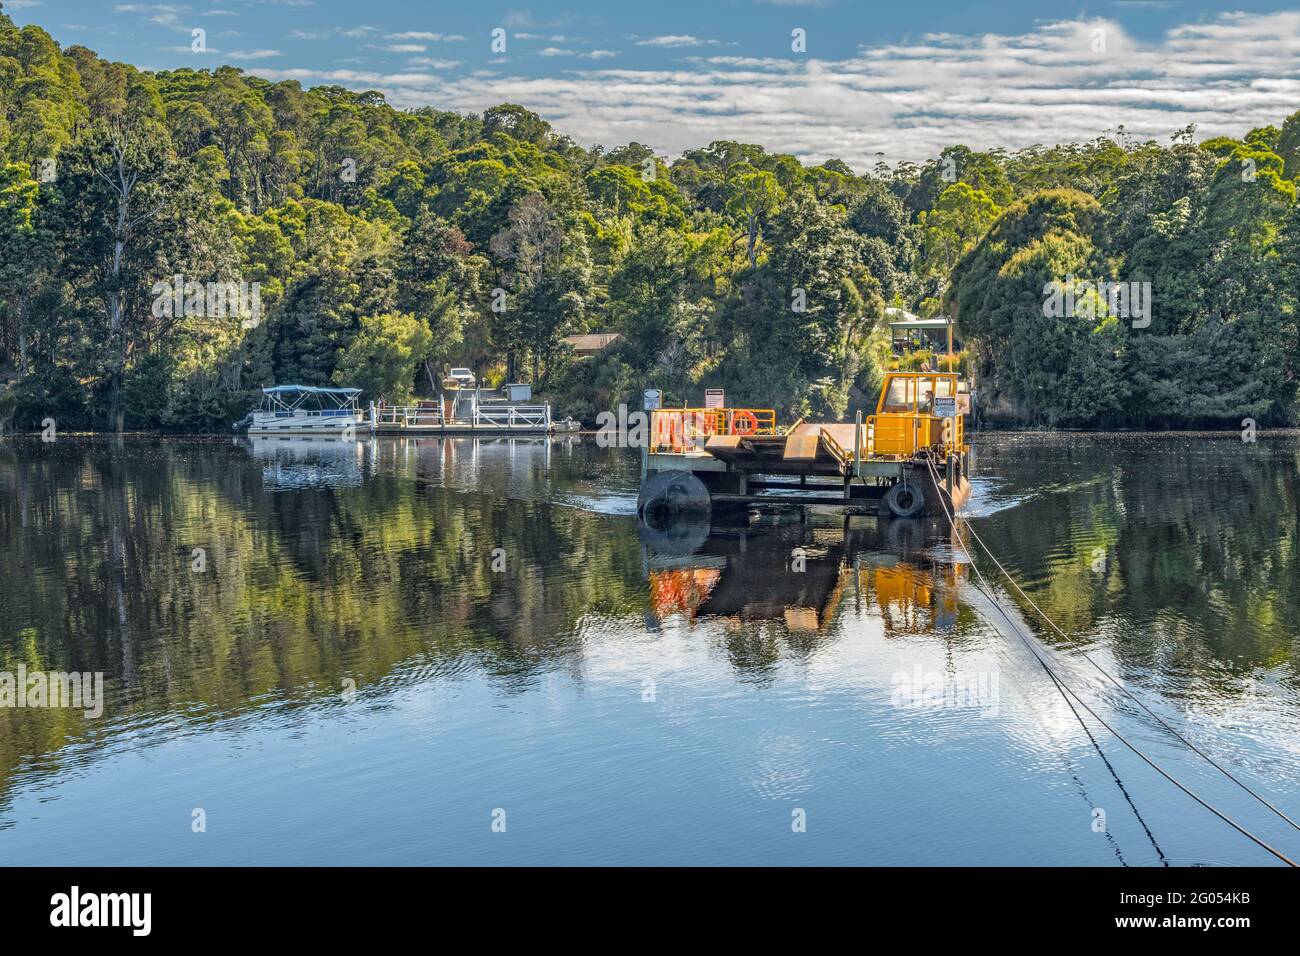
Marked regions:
[248,413,364,435]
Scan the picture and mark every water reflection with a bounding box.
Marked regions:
[641,511,969,638]
[971,433,1300,691]
[0,433,1298,865]
[247,434,366,489]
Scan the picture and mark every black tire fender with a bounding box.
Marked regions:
[884,479,926,518]
[637,470,712,522]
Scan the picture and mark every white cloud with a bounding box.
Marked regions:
[387,32,466,42]
[538,48,619,60]
[226,49,281,60]
[686,56,799,70]
[406,57,461,69]
[115,3,200,34]
[293,26,383,41]
[635,35,727,49]
[252,68,440,87]
[249,13,1300,167]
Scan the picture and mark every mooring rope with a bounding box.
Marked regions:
[923,454,1297,867]
[951,478,1300,837]
[1040,648,1169,865]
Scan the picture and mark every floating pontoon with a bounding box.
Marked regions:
[369,383,578,435]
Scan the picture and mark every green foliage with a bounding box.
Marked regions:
[12,360,86,429]
[724,162,785,267]
[918,182,1000,281]
[0,4,1296,432]
[333,312,433,403]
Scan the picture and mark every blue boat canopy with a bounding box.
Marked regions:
[262,385,362,396]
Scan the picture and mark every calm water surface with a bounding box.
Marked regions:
[0,432,1297,865]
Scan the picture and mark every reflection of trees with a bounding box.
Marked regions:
[973,436,1300,687]
[0,438,645,800]
[4,434,1294,810]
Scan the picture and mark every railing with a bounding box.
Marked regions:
[475,404,550,428]
[859,412,965,461]
[649,407,777,453]
[865,414,926,457]
[372,403,551,429]
[266,408,359,419]
[374,404,445,427]
[644,404,967,464]
[820,426,851,466]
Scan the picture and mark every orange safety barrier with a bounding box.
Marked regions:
[650,407,776,453]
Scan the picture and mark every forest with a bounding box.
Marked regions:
[1,5,1298,432]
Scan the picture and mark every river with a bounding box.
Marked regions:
[0,432,1297,865]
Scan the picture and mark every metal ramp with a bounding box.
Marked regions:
[702,432,844,476]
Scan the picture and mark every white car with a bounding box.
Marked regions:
[447,368,476,388]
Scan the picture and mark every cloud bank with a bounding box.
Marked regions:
[250,13,1300,168]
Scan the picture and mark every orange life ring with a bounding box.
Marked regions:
[732,410,758,436]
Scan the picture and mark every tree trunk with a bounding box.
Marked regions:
[108,242,126,433]
[16,295,28,373]
[109,368,125,433]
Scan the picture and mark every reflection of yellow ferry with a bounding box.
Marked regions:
[643,514,966,634]
[871,562,962,636]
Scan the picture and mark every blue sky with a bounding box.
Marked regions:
[8,1,1300,167]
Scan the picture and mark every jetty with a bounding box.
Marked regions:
[368,379,578,436]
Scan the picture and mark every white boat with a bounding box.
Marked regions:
[235,385,364,435]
